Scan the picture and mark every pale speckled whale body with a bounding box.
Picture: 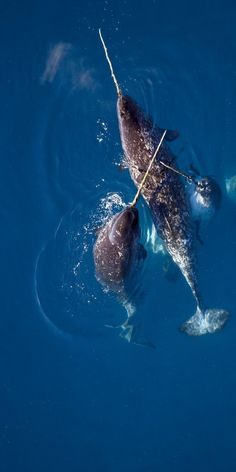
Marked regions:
[117,95,200,307]
[117,94,229,335]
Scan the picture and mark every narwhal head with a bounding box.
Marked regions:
[117,94,148,134]
[190,176,221,219]
[109,206,139,246]
[117,94,154,165]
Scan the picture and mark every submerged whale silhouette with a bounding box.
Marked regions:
[189,175,221,220]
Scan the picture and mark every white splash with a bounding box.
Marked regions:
[96,119,108,143]
[99,192,126,214]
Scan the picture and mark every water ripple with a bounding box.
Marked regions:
[34,34,234,339]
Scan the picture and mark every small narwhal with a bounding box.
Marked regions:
[98,29,229,336]
[94,206,145,344]
[93,207,141,289]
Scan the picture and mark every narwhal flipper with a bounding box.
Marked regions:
[180,306,229,336]
[119,322,156,348]
[157,128,179,142]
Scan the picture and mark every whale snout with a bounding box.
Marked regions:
[117,95,140,124]
[114,207,139,231]
[109,207,139,245]
[117,95,131,116]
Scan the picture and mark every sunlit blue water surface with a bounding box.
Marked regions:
[1,1,236,471]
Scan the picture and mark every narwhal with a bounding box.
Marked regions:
[93,131,167,342]
[98,29,229,335]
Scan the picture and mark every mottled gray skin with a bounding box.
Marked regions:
[117,95,202,308]
[93,207,142,295]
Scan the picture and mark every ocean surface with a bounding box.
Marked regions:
[1,1,236,471]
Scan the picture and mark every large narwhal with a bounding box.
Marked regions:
[99,30,229,335]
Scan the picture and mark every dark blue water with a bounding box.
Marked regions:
[1,1,236,471]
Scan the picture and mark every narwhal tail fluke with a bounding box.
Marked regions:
[180,306,229,336]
